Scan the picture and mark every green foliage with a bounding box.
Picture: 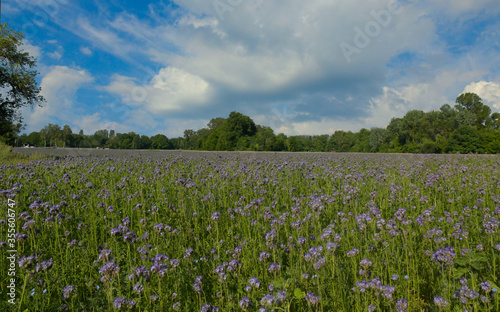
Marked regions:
[455,92,492,129]
[446,125,483,153]
[0,23,44,143]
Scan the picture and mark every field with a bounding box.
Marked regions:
[1,149,499,311]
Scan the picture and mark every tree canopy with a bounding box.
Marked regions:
[0,23,44,144]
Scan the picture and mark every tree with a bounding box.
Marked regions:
[0,24,45,144]
[369,128,390,152]
[150,134,171,149]
[446,125,483,154]
[61,125,72,147]
[455,93,491,129]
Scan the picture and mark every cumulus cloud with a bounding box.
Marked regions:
[23,66,93,132]
[104,67,212,114]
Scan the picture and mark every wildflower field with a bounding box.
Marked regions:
[1,150,500,311]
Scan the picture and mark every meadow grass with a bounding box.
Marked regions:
[1,151,499,311]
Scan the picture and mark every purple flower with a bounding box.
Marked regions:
[277,290,287,301]
[480,281,491,293]
[268,263,281,274]
[360,258,372,269]
[113,296,125,309]
[431,246,456,266]
[346,248,360,257]
[239,297,251,309]
[62,285,75,299]
[211,212,220,221]
[396,298,407,312]
[249,277,261,288]
[260,294,275,307]
[433,296,449,308]
[305,292,320,305]
[133,282,144,294]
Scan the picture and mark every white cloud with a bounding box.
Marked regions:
[23,66,93,132]
[20,41,41,59]
[47,51,63,59]
[80,46,93,55]
[104,67,211,114]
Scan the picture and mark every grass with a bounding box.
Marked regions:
[0,151,499,311]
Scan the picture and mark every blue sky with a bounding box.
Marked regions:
[5,0,500,137]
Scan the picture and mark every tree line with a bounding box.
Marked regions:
[11,93,500,154]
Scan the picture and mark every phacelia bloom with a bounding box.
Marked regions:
[268,263,281,274]
[260,294,275,307]
[170,259,180,268]
[126,299,137,308]
[201,304,211,312]
[326,241,339,253]
[346,248,360,257]
[62,285,75,299]
[99,262,120,277]
[433,296,449,308]
[313,257,326,270]
[305,292,320,305]
[480,281,491,293]
[193,275,203,293]
[431,246,456,266]
[113,296,125,309]
[277,290,287,301]
[239,297,251,309]
[211,212,220,221]
[259,251,271,262]
[135,266,149,277]
[249,277,261,288]
[133,282,144,294]
[368,304,377,312]
[98,249,113,262]
[172,302,181,310]
[36,258,54,273]
[360,259,372,269]
[110,228,122,237]
[184,247,194,259]
[395,298,407,312]
[381,286,395,301]
[150,294,159,301]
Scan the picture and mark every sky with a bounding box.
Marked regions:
[5,0,500,137]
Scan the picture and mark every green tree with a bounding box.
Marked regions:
[455,93,491,129]
[150,134,171,149]
[0,24,45,144]
[488,112,500,130]
[446,125,483,154]
[369,128,390,152]
[61,125,72,147]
